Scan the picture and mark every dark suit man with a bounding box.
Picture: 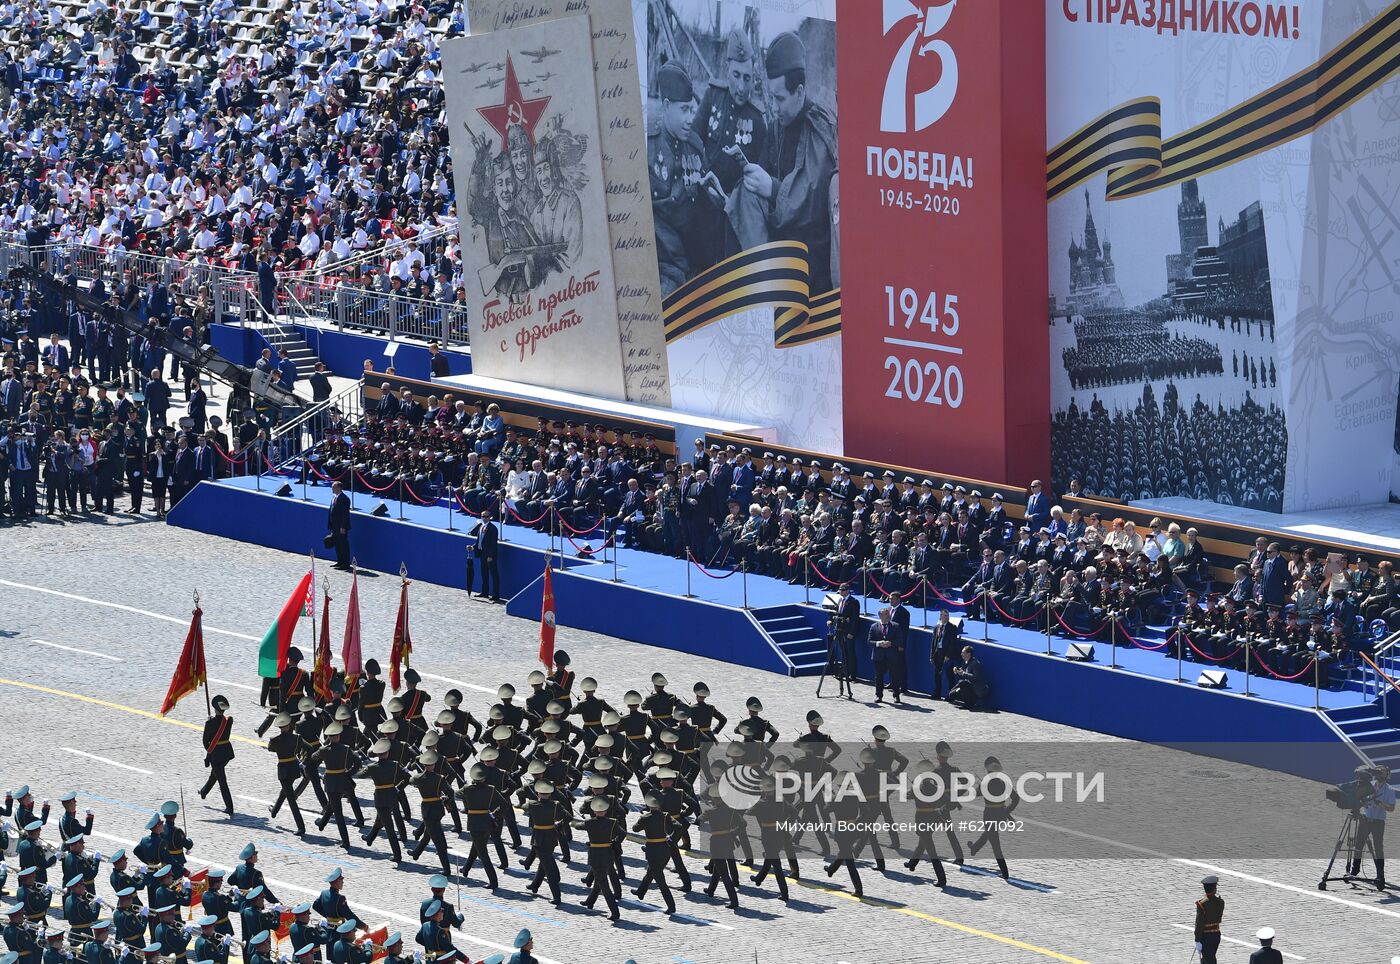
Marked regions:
[6,431,39,518]
[471,509,500,601]
[144,373,171,430]
[929,610,963,699]
[1259,544,1288,607]
[328,482,352,569]
[186,382,208,434]
[1025,480,1049,533]
[869,610,903,703]
[947,645,987,709]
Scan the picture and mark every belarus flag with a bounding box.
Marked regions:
[257,571,315,678]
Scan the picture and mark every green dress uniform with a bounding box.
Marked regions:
[16,838,56,887]
[62,888,98,943]
[288,918,327,964]
[156,821,192,876]
[17,882,51,925]
[239,900,277,947]
[407,768,452,876]
[60,850,97,887]
[228,859,275,906]
[312,885,362,932]
[200,887,236,937]
[194,930,231,964]
[1194,885,1224,963]
[152,919,188,959]
[700,799,743,908]
[113,905,147,949]
[81,934,117,964]
[412,919,454,962]
[4,915,41,964]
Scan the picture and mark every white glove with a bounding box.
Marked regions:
[181,923,197,937]
[412,953,424,964]
[1194,942,1202,952]
[138,908,150,919]
[92,897,105,908]
[92,851,104,863]
[135,864,148,875]
[119,946,129,959]
[1,821,11,834]
[270,904,282,915]
[222,936,234,949]
[44,884,54,896]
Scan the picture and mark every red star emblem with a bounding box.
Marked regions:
[477,54,550,148]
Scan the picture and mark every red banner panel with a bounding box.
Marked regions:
[837,0,1048,486]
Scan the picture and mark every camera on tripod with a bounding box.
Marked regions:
[1326,768,1378,812]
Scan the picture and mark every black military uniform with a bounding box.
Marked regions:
[198,696,236,816]
[458,767,506,890]
[407,753,453,876]
[523,785,564,905]
[357,742,409,862]
[311,726,359,848]
[267,714,308,835]
[577,798,622,920]
[632,801,679,914]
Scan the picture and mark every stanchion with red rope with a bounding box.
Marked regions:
[867,573,922,601]
[1250,651,1317,681]
[1053,608,1109,640]
[807,559,845,589]
[688,550,739,580]
[988,595,1044,625]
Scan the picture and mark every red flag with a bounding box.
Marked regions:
[389,576,412,692]
[342,570,363,698]
[274,910,294,941]
[313,585,333,702]
[363,926,389,962]
[539,562,556,669]
[160,607,207,716]
[186,868,209,919]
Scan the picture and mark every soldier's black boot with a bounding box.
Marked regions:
[1376,859,1386,891]
[933,857,947,887]
[996,858,1009,880]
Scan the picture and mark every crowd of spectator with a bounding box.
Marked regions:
[1061,315,1223,390]
[1051,382,1287,512]
[0,0,467,319]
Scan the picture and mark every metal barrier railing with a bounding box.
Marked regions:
[281,275,469,346]
[270,381,364,468]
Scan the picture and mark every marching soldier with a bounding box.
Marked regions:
[111,887,146,950]
[229,844,275,905]
[151,905,187,959]
[155,803,192,876]
[328,920,368,964]
[56,794,93,844]
[312,869,363,932]
[569,678,613,749]
[357,739,409,864]
[356,661,387,734]
[631,796,678,915]
[60,836,98,887]
[575,797,621,921]
[378,934,409,964]
[198,695,236,816]
[458,765,506,890]
[15,868,50,928]
[193,914,231,964]
[40,929,67,964]
[198,869,235,938]
[699,786,742,910]
[82,920,116,964]
[735,697,779,744]
[17,821,56,887]
[311,725,358,849]
[238,887,277,949]
[258,648,311,737]
[748,777,793,900]
[291,698,331,812]
[1194,875,1224,963]
[287,903,326,964]
[267,715,308,836]
[413,901,454,963]
[61,876,98,944]
[246,930,275,964]
[418,878,463,929]
[148,866,189,914]
[903,761,949,886]
[407,753,453,876]
[522,783,564,906]
[649,63,706,295]
[12,790,50,832]
[3,901,39,964]
[107,851,145,910]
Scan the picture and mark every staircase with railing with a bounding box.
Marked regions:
[1321,631,1400,773]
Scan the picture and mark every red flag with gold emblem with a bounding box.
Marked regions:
[538,561,556,669]
[313,585,334,701]
[274,910,294,941]
[186,868,209,917]
[160,607,207,716]
[363,926,388,962]
[389,573,412,692]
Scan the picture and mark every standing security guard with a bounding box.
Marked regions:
[1193,875,1224,963]
[649,63,705,296]
[692,28,767,272]
[198,695,235,816]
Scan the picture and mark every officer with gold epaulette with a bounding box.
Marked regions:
[3,901,39,964]
[692,28,768,272]
[1193,875,1224,963]
[649,63,705,295]
[575,797,622,921]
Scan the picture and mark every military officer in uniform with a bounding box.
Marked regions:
[198,869,235,937]
[197,696,235,816]
[649,62,705,296]
[575,797,621,921]
[3,901,39,964]
[458,765,506,890]
[1250,927,1283,964]
[692,29,767,272]
[312,869,362,932]
[1193,875,1223,963]
[267,714,308,836]
[229,844,276,905]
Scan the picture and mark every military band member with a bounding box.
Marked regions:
[197,696,236,816]
[60,836,97,888]
[55,795,93,846]
[111,888,145,950]
[17,822,56,887]
[150,906,186,960]
[238,888,277,949]
[15,868,50,927]
[193,914,231,964]
[287,904,325,964]
[155,803,192,877]
[328,920,368,964]
[61,877,97,944]
[40,929,67,964]
[312,870,362,932]
[3,902,39,964]
[81,920,116,964]
[413,901,454,962]
[107,852,144,911]
[196,870,234,938]
[245,931,275,964]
